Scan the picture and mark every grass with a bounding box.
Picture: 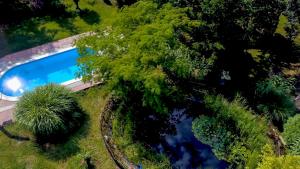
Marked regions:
[275,15,300,77]
[276,14,300,46]
[0,87,115,169]
[275,15,289,38]
[0,0,117,56]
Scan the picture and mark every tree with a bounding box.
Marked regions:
[283,114,300,155]
[0,0,65,24]
[158,0,286,45]
[15,84,83,142]
[76,1,215,114]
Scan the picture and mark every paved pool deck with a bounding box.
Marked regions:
[0,33,96,126]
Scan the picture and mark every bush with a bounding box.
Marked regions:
[255,75,296,128]
[192,94,269,168]
[15,84,83,142]
[192,115,236,160]
[283,114,300,155]
[257,144,300,169]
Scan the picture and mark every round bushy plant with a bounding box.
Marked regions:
[255,75,296,128]
[283,114,300,155]
[192,115,236,160]
[15,84,83,141]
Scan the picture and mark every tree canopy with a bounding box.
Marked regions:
[74,0,299,168]
[77,1,216,113]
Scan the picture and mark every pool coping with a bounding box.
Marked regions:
[0,47,81,101]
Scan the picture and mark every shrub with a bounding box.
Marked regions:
[283,114,300,155]
[193,94,269,168]
[257,144,300,169]
[192,115,236,159]
[15,84,83,142]
[255,75,296,128]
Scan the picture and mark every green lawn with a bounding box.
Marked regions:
[0,0,117,56]
[0,87,115,169]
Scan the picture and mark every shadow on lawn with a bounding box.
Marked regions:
[1,8,100,56]
[0,126,30,141]
[39,113,91,161]
[79,9,101,25]
[3,18,59,56]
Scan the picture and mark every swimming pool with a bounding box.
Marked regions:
[0,48,80,100]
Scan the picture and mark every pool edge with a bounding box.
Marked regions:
[0,46,80,101]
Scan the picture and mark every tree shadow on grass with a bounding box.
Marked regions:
[79,9,101,25]
[103,0,113,6]
[38,113,91,161]
[4,18,58,55]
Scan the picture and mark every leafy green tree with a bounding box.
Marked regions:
[76,1,215,114]
[0,0,65,24]
[255,75,296,128]
[159,0,286,44]
[15,84,83,142]
[283,114,300,155]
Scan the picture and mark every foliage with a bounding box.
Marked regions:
[192,115,236,159]
[193,94,269,168]
[284,0,300,39]
[159,0,287,45]
[15,84,83,141]
[257,144,300,169]
[112,107,171,168]
[77,1,215,114]
[283,114,300,155]
[0,0,66,24]
[255,75,296,127]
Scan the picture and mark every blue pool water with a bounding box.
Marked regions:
[0,48,80,97]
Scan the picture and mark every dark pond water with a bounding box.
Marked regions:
[153,109,228,169]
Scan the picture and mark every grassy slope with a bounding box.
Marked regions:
[0,0,117,56]
[0,87,115,169]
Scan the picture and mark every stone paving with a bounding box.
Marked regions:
[0,33,94,126]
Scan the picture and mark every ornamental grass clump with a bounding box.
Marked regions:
[15,84,83,143]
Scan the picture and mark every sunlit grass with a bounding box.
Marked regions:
[1,0,117,56]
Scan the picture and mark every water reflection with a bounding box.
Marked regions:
[154,109,228,169]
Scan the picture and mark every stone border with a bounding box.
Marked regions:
[100,97,138,169]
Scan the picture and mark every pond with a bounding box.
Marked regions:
[150,109,228,169]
